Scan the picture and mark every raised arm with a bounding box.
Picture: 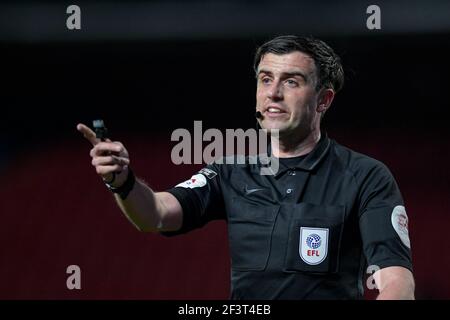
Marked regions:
[77,123,182,232]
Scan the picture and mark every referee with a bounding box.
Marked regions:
[77,35,414,299]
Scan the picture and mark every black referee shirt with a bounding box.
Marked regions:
[162,133,413,299]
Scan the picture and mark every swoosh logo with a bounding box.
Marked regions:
[245,185,264,195]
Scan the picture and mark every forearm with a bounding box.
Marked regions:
[112,176,183,233]
[114,179,165,232]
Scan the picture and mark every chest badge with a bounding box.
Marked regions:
[299,227,329,265]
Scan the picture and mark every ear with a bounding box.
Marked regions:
[317,88,335,114]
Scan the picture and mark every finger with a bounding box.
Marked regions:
[90,142,123,157]
[95,164,125,176]
[92,155,130,167]
[113,141,124,147]
[77,123,100,146]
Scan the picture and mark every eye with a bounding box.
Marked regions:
[285,79,299,87]
[259,76,272,85]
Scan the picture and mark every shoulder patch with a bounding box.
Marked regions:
[391,205,411,249]
[175,174,207,189]
[198,168,218,179]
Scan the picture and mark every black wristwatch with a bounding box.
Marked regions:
[104,168,136,200]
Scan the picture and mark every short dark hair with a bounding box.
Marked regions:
[254,35,344,93]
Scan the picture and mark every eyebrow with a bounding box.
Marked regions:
[257,69,308,82]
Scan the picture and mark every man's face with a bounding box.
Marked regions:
[256,51,321,138]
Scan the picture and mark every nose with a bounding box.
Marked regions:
[267,80,283,101]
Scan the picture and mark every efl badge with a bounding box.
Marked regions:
[175,174,207,189]
[299,227,329,265]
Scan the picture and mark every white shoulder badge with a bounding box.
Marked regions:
[175,173,207,189]
[299,227,329,265]
[391,205,411,248]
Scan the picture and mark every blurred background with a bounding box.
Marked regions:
[0,0,449,299]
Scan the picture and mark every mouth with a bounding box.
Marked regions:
[263,105,288,118]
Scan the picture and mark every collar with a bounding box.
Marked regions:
[290,131,331,171]
[255,131,331,177]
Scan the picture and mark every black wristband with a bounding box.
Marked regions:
[105,168,136,200]
[103,172,116,184]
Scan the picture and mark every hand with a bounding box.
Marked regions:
[77,123,130,187]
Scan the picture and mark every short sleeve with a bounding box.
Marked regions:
[160,164,225,237]
[358,161,413,272]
